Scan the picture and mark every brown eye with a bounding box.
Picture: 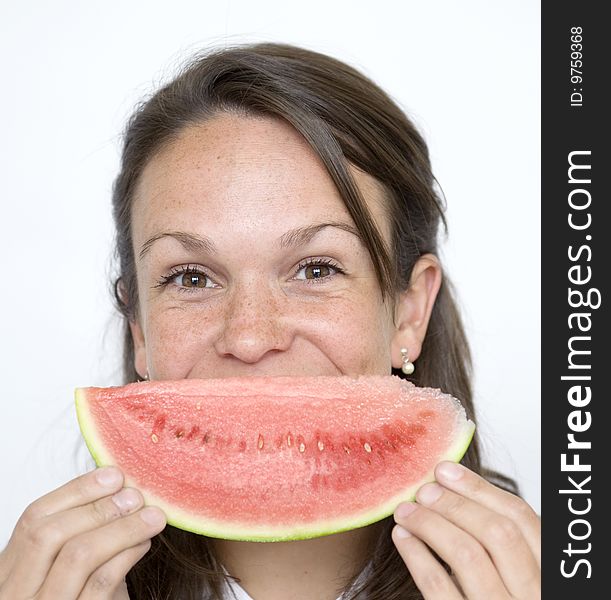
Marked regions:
[304,264,331,279]
[156,266,218,292]
[181,273,208,288]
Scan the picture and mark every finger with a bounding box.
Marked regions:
[435,462,541,565]
[0,546,15,586]
[28,468,124,517]
[38,506,166,599]
[416,482,540,598]
[2,482,138,599]
[394,503,508,600]
[392,524,464,599]
[80,540,151,599]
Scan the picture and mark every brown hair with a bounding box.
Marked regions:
[111,42,516,599]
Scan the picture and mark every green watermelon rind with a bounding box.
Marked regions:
[75,387,475,542]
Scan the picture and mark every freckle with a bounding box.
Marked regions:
[299,442,306,453]
[317,440,324,451]
[151,434,158,443]
[364,442,372,453]
[258,434,264,450]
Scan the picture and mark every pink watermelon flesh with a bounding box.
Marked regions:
[75,375,475,541]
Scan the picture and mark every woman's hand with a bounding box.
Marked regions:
[0,467,166,599]
[392,462,541,599]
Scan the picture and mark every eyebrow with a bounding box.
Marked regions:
[278,222,361,249]
[139,230,216,261]
[138,222,362,261]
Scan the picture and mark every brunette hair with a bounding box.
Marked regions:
[111,42,516,599]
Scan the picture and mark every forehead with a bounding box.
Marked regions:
[132,113,390,242]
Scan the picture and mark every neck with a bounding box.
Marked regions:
[211,522,383,600]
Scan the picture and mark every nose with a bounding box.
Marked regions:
[213,282,294,364]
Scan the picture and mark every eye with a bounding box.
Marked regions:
[155,265,218,292]
[175,272,211,288]
[294,258,345,282]
[300,264,330,279]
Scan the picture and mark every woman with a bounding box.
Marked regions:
[0,43,540,599]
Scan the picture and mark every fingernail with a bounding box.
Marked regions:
[395,502,418,520]
[437,461,464,482]
[140,507,166,527]
[417,483,443,505]
[112,488,141,512]
[393,524,412,540]
[96,467,122,487]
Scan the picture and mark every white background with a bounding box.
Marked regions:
[0,0,540,545]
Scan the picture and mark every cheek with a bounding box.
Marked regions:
[140,289,395,378]
[308,295,394,376]
[144,305,219,379]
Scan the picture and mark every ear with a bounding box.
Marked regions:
[129,318,149,380]
[117,278,149,380]
[391,254,442,369]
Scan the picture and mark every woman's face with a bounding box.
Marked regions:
[129,114,400,381]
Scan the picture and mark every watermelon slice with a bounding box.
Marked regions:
[75,376,475,542]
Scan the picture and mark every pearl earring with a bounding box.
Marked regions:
[400,348,415,375]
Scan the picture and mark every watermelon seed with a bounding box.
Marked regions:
[175,430,184,439]
[258,434,264,450]
[151,434,158,444]
[317,440,324,451]
[299,442,306,453]
[343,445,350,454]
[364,442,372,453]
[287,433,293,447]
